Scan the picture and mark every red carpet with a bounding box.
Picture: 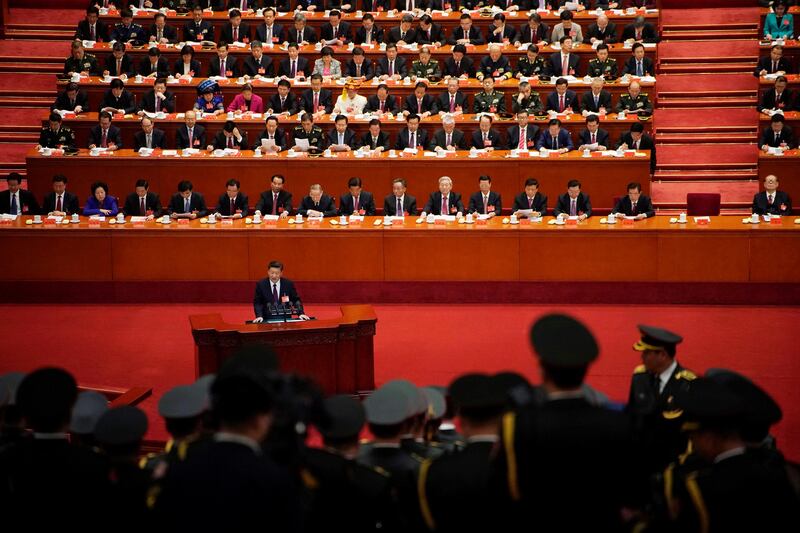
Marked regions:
[650,181,759,205]
[1,304,798,461]
[655,108,758,132]
[0,73,54,92]
[657,40,759,61]
[656,74,757,95]
[661,8,760,26]
[8,8,85,26]
[658,144,757,167]
[0,40,70,58]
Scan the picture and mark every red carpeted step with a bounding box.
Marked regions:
[8,8,85,27]
[0,143,34,165]
[651,180,759,205]
[658,143,758,169]
[658,40,759,61]
[655,169,758,181]
[656,74,758,96]
[655,108,758,133]
[0,73,55,93]
[660,7,760,26]
[0,40,71,59]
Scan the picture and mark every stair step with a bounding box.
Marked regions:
[0,125,40,133]
[0,133,38,142]
[0,89,55,98]
[655,170,759,181]
[657,97,757,108]
[657,132,757,143]
[0,97,56,107]
[0,63,61,74]
[658,64,756,75]
[660,30,758,41]
[5,30,75,40]
[662,22,759,31]
[6,23,75,31]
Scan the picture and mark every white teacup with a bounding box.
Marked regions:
[33,215,42,223]
[751,213,759,223]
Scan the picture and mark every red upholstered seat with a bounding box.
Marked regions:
[686,193,721,216]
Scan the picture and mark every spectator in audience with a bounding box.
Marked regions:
[550,10,584,43]
[418,14,445,47]
[376,43,407,81]
[760,75,795,113]
[354,13,384,45]
[764,2,794,40]
[149,12,178,44]
[210,120,249,150]
[473,76,506,114]
[616,81,653,114]
[313,46,343,79]
[385,13,418,45]
[760,113,796,150]
[327,115,359,151]
[512,177,548,217]
[467,175,502,217]
[99,78,136,115]
[622,15,659,43]
[241,41,272,77]
[220,9,251,44]
[0,173,40,216]
[752,174,792,216]
[254,174,292,217]
[123,179,162,218]
[299,184,338,217]
[183,4,215,42]
[103,42,135,78]
[297,0,324,11]
[74,6,109,42]
[384,178,416,216]
[432,113,467,151]
[755,44,791,77]
[286,13,318,45]
[622,42,655,76]
[169,180,209,219]
[344,47,375,80]
[292,113,325,151]
[51,82,88,114]
[333,80,368,115]
[256,8,283,44]
[174,44,201,77]
[320,9,351,45]
[471,114,504,151]
[507,109,539,151]
[257,115,288,153]
[88,111,122,150]
[299,74,330,117]
[37,112,76,151]
[554,179,590,218]
[133,117,167,151]
[195,85,225,115]
[436,77,467,116]
[587,14,617,44]
[338,177,375,216]
[208,42,241,78]
[42,174,80,216]
[515,45,546,79]
[587,43,619,80]
[215,178,248,218]
[488,13,518,44]
[267,79,298,115]
[360,118,391,152]
[580,78,611,116]
[138,77,176,115]
[577,113,609,151]
[515,12,549,46]
[68,390,108,449]
[410,47,442,81]
[175,110,206,151]
[477,43,513,82]
[548,36,579,77]
[444,44,475,78]
[110,8,144,44]
[448,14,485,46]
[395,113,429,150]
[227,83,265,114]
[278,43,310,79]
[138,47,170,78]
[64,40,99,77]
[536,118,574,152]
[421,176,464,217]
[365,83,399,115]
[617,122,656,172]
[403,82,436,118]
[545,77,577,113]
[612,181,655,219]
[83,181,119,216]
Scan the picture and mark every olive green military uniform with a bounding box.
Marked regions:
[616,92,652,114]
[411,60,442,80]
[63,53,99,76]
[515,56,547,78]
[292,125,325,149]
[587,58,619,80]
[472,90,506,114]
[512,92,544,114]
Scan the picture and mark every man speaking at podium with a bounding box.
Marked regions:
[253,260,310,323]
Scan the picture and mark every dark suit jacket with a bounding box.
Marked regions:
[580,90,612,113]
[175,124,206,149]
[137,89,176,114]
[354,25,384,45]
[52,90,89,112]
[243,55,273,77]
[431,128,467,150]
[586,22,617,43]
[471,129,504,150]
[616,131,656,172]
[447,26,485,46]
[344,59,375,80]
[760,88,795,111]
[173,58,202,77]
[123,191,162,216]
[133,128,167,151]
[417,24,445,45]
[365,95,400,114]
[385,27,418,45]
[548,52,580,76]
[278,57,310,78]
[622,56,655,76]
[254,190,293,215]
[506,125,539,151]
[168,191,208,217]
[215,192,249,217]
[254,277,301,318]
[467,191,502,215]
[267,93,298,115]
[208,56,242,78]
[137,56,171,78]
[621,22,658,43]
[403,94,436,114]
[361,0,391,11]
[383,194,417,216]
[423,191,465,215]
[339,191,376,216]
[754,55,792,77]
[327,128,360,149]
[286,26,318,45]
[88,125,122,148]
[436,91,469,113]
[760,125,795,148]
[75,20,110,41]
[42,191,80,215]
[375,57,408,78]
[212,131,249,150]
[256,128,288,151]
[545,90,578,112]
[554,192,592,217]
[148,24,179,43]
[360,131,391,151]
[320,22,352,42]
[443,56,475,78]
[0,190,40,215]
[517,22,549,44]
[578,127,610,148]
[487,24,518,44]
[300,89,333,114]
[536,129,574,150]
[395,127,429,150]
[752,190,792,215]
[219,22,252,44]
[183,20,215,42]
[256,23,285,44]
[298,195,338,217]
[100,90,136,114]
[512,192,548,215]
[103,54,135,77]
[612,194,655,217]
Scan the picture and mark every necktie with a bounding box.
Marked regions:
[233,26,238,42]
[90,24,95,40]
[146,134,152,148]
[185,197,190,212]
[116,59,121,75]
[356,63,361,76]
[456,60,460,73]
[266,26,271,41]
[407,0,413,9]
[775,132,779,143]
[152,61,157,73]
[338,133,343,145]
[553,135,558,150]
[570,198,576,216]
[559,95,565,112]
[594,94,599,108]
[272,283,279,304]
[158,29,163,41]
[591,132,596,144]
[427,29,431,40]
[389,61,394,76]
[188,128,193,146]
[70,99,75,108]
[221,59,226,75]
[562,55,568,75]
[281,96,286,109]
[140,197,146,215]
[380,100,385,111]
[450,95,455,112]
[397,197,402,215]
[632,201,637,214]
[291,60,296,77]
[483,195,488,213]
[354,196,359,212]
[483,132,488,145]
[441,195,447,214]
[230,198,235,214]
[636,29,642,40]
[417,99,422,113]
[241,0,246,9]
[772,60,777,72]
[313,92,319,111]
[636,60,643,76]
[446,132,452,147]
[228,136,234,148]
[10,194,17,215]
[401,31,405,41]
[410,132,416,147]
[101,129,108,148]
[528,197,533,209]
[56,195,63,213]
[768,194,774,205]
[333,26,337,38]
[366,30,371,44]
[272,193,278,215]
[155,95,160,112]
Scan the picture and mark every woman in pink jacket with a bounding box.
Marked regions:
[226,84,265,113]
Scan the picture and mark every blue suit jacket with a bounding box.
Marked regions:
[545,90,578,112]
[254,277,301,318]
[536,129,574,151]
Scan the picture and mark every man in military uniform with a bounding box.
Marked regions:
[410,46,442,80]
[514,45,547,79]
[476,43,513,82]
[291,113,325,152]
[110,9,145,44]
[627,324,696,475]
[37,112,75,150]
[616,81,652,114]
[472,77,505,114]
[184,4,215,42]
[511,81,543,115]
[587,43,619,80]
[63,40,99,77]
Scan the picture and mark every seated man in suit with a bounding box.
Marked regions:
[515,12,549,47]
[760,76,794,113]
[468,175,502,218]
[376,44,407,81]
[384,178,417,217]
[320,10,351,45]
[133,116,167,151]
[354,13,384,45]
[385,14,418,45]
[760,113,796,150]
[286,13,318,45]
[488,13,518,44]
[149,12,179,44]
[580,78,612,116]
[554,179,592,220]
[403,82,436,118]
[621,16,658,44]
[243,41,273,77]
[109,9,144,44]
[138,47,171,79]
[752,174,792,216]
[444,44,475,78]
[267,79,298,116]
[88,111,122,151]
[360,119,391,152]
[137,77,175,115]
[506,110,539,151]
[252,260,309,323]
[215,178,248,218]
[103,42,135,78]
[37,112,76,151]
[471,114,504,151]
[299,184,338,218]
[51,82,88,114]
[365,84,400,115]
[123,179,162,219]
[577,114,610,151]
[328,115,360,151]
[546,78,577,113]
[220,9,251,44]
[99,79,136,115]
[535,118,573,152]
[512,178,548,218]
[418,14,445,47]
[345,47,375,80]
[586,14,617,44]
[755,45,791,77]
[175,110,206,150]
[611,181,655,220]
[75,6,109,42]
[278,44,309,79]
[300,74,333,117]
[210,120,249,150]
[256,7,283,45]
[339,177,376,216]
[208,42,241,78]
[0,173,39,215]
[42,174,80,216]
[257,115,288,153]
[548,36,580,77]
[448,14,485,46]
[184,4,215,42]
[395,114,430,150]
[432,113,467,151]
[616,122,656,173]
[437,77,468,116]
[254,174,293,217]
[168,180,208,219]
[421,176,465,217]
[622,43,654,77]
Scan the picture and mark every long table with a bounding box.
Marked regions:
[759,75,798,104]
[2,215,798,285]
[759,151,800,204]
[61,74,656,116]
[47,111,648,151]
[25,148,652,212]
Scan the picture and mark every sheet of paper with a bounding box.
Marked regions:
[295,138,310,150]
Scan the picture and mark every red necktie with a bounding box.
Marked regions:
[441,196,447,214]
[101,129,107,148]
[56,195,63,212]
[449,95,455,112]
[591,132,596,144]
[562,56,568,76]
[410,132,416,147]
[389,61,394,77]
[221,59,226,75]
[140,197,146,215]
[291,61,296,77]
[518,128,525,149]
[636,29,642,40]
[233,27,239,42]
[417,100,422,113]
[230,198,235,215]
[188,128,193,147]
[528,197,533,209]
[90,25,95,40]
[354,196,359,212]
[272,283,279,304]
[632,201,637,215]
[272,193,278,215]
[228,136,234,148]
[155,95,160,112]
[559,95,565,112]
[380,100,385,112]
[313,92,319,111]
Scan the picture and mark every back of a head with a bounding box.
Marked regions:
[212,372,273,427]
[16,367,77,433]
[530,314,598,390]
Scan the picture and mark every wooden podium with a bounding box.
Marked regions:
[189,305,377,395]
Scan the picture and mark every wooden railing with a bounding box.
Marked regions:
[77,384,153,408]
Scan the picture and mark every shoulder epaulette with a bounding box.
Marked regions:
[641,92,649,97]
[633,364,647,374]
[675,369,696,381]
